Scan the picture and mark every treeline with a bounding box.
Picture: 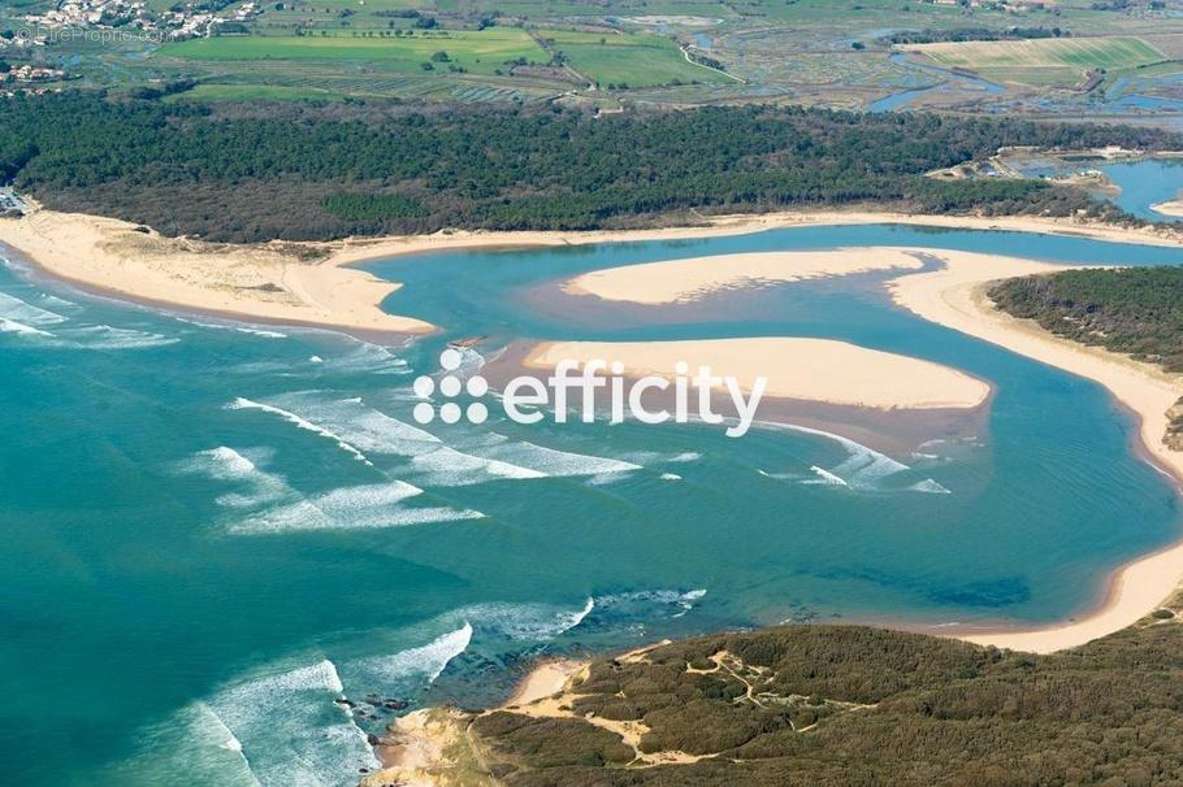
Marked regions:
[991,267,1183,449]
[467,620,1183,785]
[990,267,1183,372]
[885,26,1069,45]
[1,91,1179,243]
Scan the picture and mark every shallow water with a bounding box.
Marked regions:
[870,53,1005,113]
[1008,157,1182,222]
[2,223,1182,785]
[1099,159,1183,221]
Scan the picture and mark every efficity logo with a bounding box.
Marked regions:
[413,349,766,438]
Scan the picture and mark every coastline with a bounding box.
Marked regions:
[2,204,1180,341]
[889,249,1183,653]
[0,207,436,338]
[4,203,1183,653]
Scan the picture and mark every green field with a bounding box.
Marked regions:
[537,29,731,88]
[163,83,346,102]
[911,35,1166,72]
[158,29,548,76]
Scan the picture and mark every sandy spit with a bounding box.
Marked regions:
[888,248,1183,653]
[0,207,434,336]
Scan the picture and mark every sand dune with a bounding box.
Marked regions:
[524,337,991,410]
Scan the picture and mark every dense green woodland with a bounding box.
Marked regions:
[464,620,1183,785]
[1,92,1179,242]
[991,268,1183,373]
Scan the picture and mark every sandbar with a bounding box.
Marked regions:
[1152,199,1183,218]
[523,337,991,410]
[562,247,926,304]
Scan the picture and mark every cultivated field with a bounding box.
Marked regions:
[158,29,548,76]
[907,36,1166,72]
[537,29,730,87]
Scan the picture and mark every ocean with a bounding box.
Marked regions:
[1,222,1181,785]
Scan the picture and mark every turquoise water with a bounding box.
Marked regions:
[2,224,1182,785]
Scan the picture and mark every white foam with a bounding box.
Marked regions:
[757,421,917,492]
[177,447,294,509]
[0,290,66,326]
[660,473,682,481]
[256,394,548,485]
[323,342,410,375]
[175,317,288,338]
[346,623,473,690]
[228,397,374,466]
[59,324,180,350]
[593,588,707,618]
[200,658,380,787]
[803,465,849,487]
[0,317,53,337]
[455,596,595,641]
[471,438,641,479]
[228,480,484,535]
[908,478,952,494]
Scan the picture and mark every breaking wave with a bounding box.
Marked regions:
[241,392,646,487]
[178,446,484,534]
[759,421,950,494]
[175,316,287,339]
[0,291,179,349]
[193,659,379,787]
[452,596,596,641]
[342,623,473,690]
[228,480,484,535]
[320,342,411,376]
[0,290,67,327]
[228,397,374,466]
[177,447,293,509]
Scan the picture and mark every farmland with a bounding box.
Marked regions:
[5,0,1183,126]
[906,36,1168,84]
[159,29,548,76]
[537,29,732,88]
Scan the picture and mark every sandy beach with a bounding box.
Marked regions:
[523,337,991,410]
[563,247,927,304]
[0,207,435,336]
[888,249,1183,653]
[2,203,1180,339]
